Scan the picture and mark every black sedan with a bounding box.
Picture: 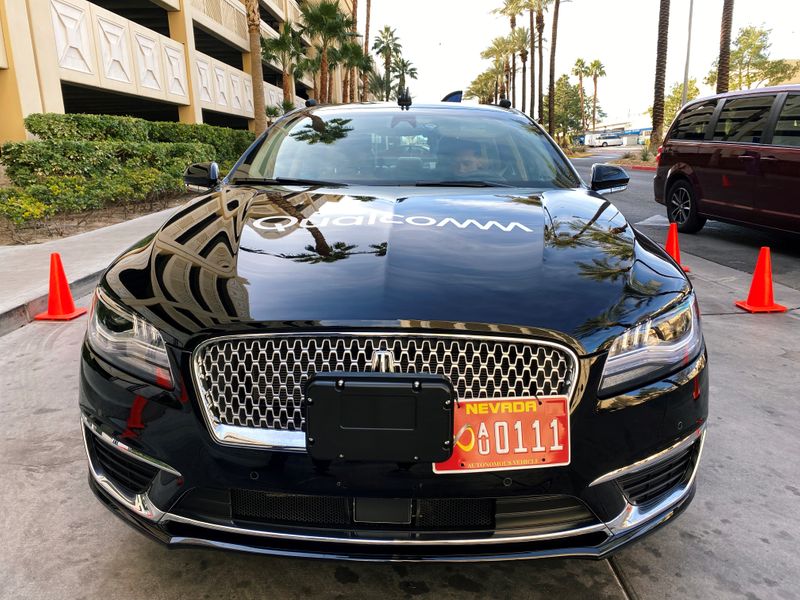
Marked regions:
[79,102,707,561]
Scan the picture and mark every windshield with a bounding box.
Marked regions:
[232,108,580,188]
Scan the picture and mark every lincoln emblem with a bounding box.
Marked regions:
[370,349,396,373]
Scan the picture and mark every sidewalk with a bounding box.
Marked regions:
[0,207,177,336]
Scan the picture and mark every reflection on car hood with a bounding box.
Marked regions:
[101,185,690,353]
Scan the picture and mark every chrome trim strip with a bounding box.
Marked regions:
[160,513,607,546]
[81,421,166,522]
[588,425,705,487]
[605,427,706,534]
[191,331,581,452]
[81,414,182,477]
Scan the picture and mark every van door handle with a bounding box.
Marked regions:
[759,156,779,162]
[737,155,756,161]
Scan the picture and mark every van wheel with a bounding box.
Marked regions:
[667,180,706,233]
[601,142,608,147]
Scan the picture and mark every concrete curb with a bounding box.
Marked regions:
[0,270,101,338]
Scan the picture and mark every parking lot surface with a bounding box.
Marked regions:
[2,159,800,599]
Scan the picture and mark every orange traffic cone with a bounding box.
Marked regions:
[735,247,787,313]
[665,223,690,272]
[34,253,87,321]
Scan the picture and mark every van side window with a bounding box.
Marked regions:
[773,95,800,147]
[712,95,776,144]
[672,101,716,140]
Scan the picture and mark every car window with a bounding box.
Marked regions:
[712,95,776,144]
[671,101,717,140]
[772,94,800,147]
[234,109,580,188]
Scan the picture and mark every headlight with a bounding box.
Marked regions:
[599,295,702,396]
[87,290,173,388]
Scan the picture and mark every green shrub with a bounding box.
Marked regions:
[0,140,215,186]
[22,113,255,165]
[2,112,254,226]
[147,121,254,163]
[24,113,151,143]
[640,145,652,161]
[0,186,52,225]
[0,169,183,225]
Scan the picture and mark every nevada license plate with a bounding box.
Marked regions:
[433,397,570,474]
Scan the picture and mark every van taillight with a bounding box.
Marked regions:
[656,145,663,165]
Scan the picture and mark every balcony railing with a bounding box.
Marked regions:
[190,0,248,50]
[49,0,189,104]
[194,50,255,118]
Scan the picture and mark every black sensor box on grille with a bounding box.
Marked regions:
[305,372,455,463]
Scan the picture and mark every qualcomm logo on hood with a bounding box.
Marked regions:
[253,211,534,234]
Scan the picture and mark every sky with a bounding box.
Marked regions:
[356,0,800,126]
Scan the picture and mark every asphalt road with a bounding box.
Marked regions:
[571,150,800,291]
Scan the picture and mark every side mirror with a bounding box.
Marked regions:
[183,161,220,188]
[590,163,629,194]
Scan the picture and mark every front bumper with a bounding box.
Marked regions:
[79,338,708,561]
[82,413,705,561]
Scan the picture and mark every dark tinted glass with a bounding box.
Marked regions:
[712,95,776,143]
[234,109,580,188]
[671,101,717,140]
[773,95,800,147]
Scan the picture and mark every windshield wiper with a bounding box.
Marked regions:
[415,180,512,188]
[232,177,345,187]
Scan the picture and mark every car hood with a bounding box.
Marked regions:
[101,185,690,353]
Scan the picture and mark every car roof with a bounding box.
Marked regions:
[296,102,528,121]
[683,84,800,109]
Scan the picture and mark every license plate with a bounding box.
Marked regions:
[433,397,570,474]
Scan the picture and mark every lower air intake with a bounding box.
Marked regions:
[88,430,158,494]
[619,440,699,505]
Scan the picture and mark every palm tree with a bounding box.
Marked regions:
[716,0,734,93]
[354,54,374,101]
[547,0,560,136]
[297,53,322,100]
[481,36,513,99]
[300,0,354,104]
[511,28,531,113]
[361,0,372,101]
[339,41,366,103]
[494,0,524,107]
[325,45,343,103]
[650,0,671,151]
[466,71,497,104]
[392,57,417,96]
[572,59,589,130]
[350,0,358,102]
[245,0,266,133]
[261,22,304,106]
[488,60,506,103]
[526,1,536,118]
[536,0,548,122]
[588,59,606,131]
[373,26,402,101]
[368,68,393,99]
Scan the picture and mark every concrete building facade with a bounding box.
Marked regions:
[0,0,355,142]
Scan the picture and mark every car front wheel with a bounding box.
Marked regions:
[667,180,706,233]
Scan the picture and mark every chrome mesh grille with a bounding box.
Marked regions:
[194,334,576,433]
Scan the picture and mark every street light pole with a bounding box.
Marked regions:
[681,0,694,106]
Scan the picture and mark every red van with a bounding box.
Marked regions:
[654,86,800,234]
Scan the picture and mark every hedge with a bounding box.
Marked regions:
[1,113,255,226]
[23,113,254,164]
[1,140,215,186]
[0,169,183,224]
